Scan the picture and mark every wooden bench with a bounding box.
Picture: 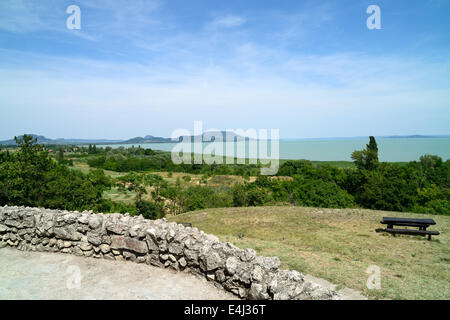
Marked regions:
[379,217,440,240]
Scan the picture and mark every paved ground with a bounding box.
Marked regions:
[304,274,367,300]
[0,248,236,300]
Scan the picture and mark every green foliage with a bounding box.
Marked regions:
[0,135,111,211]
[290,177,355,208]
[94,199,138,215]
[136,200,165,219]
[413,200,450,216]
[231,183,249,207]
[180,186,233,211]
[85,146,260,176]
[277,159,313,176]
[351,136,379,171]
[352,163,417,212]
[1,136,448,216]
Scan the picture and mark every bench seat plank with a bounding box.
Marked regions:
[385,228,440,236]
[381,217,436,225]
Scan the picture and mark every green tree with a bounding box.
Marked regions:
[135,200,165,219]
[0,135,111,210]
[56,148,64,164]
[351,136,379,170]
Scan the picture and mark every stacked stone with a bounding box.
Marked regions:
[0,205,342,300]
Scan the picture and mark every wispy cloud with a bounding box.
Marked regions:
[208,14,246,29]
[0,0,449,139]
[0,0,53,33]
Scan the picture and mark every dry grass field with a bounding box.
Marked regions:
[169,206,450,300]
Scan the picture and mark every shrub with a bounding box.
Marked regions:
[291,178,355,208]
[135,200,165,220]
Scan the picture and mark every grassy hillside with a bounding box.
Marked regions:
[169,206,449,300]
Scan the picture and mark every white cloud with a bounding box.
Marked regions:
[0,0,48,33]
[1,1,449,139]
[1,47,449,139]
[208,14,246,28]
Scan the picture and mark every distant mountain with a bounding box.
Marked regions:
[53,138,123,144]
[4,133,447,146]
[180,131,254,142]
[0,134,122,146]
[123,135,172,144]
[0,134,54,145]
[122,131,251,144]
[383,135,450,139]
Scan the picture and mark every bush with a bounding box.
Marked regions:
[232,183,248,207]
[413,200,450,216]
[290,178,355,208]
[181,186,233,211]
[355,163,417,212]
[136,200,165,220]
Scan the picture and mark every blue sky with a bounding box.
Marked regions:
[0,0,449,140]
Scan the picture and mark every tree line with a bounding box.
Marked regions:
[0,135,448,217]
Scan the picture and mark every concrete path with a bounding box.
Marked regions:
[304,274,367,300]
[0,248,236,300]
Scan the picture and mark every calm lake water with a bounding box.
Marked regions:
[95,137,450,162]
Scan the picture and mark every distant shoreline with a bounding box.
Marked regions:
[2,134,450,146]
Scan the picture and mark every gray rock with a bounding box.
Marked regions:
[251,265,265,282]
[110,236,148,254]
[103,253,116,261]
[53,226,81,241]
[160,254,169,261]
[4,219,21,228]
[136,256,146,263]
[0,224,8,233]
[241,248,257,262]
[146,237,159,251]
[129,224,146,239]
[72,246,83,256]
[255,256,281,272]
[88,215,103,230]
[87,232,102,246]
[215,269,226,283]
[78,242,92,251]
[248,283,270,300]
[123,251,136,261]
[178,257,187,268]
[225,257,239,275]
[105,217,129,235]
[168,242,183,255]
[99,244,110,254]
[199,250,222,272]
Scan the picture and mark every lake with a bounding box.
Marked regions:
[94,137,450,162]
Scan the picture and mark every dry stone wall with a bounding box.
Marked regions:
[0,205,342,300]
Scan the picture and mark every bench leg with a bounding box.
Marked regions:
[428,234,432,241]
